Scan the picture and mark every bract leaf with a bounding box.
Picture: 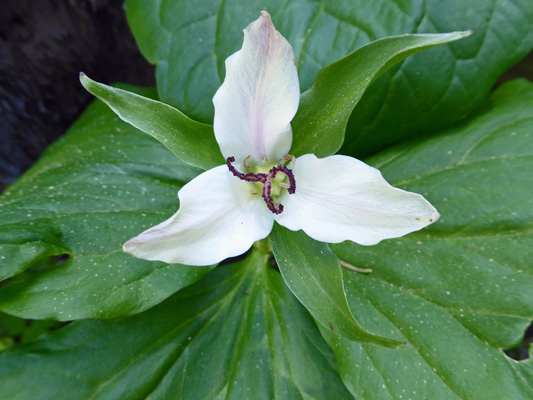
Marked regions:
[270,224,402,349]
[0,252,353,400]
[291,32,471,157]
[80,74,223,170]
[0,87,212,320]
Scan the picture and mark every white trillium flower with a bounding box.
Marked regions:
[123,12,439,266]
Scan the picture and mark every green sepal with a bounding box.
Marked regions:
[80,73,224,170]
[270,224,403,349]
[291,31,472,157]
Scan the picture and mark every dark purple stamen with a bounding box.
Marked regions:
[226,156,267,183]
[262,176,282,214]
[226,156,296,214]
[269,165,296,194]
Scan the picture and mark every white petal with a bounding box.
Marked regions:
[124,166,274,266]
[275,154,439,245]
[213,11,299,165]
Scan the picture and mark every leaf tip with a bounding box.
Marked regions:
[79,72,92,90]
[450,30,473,40]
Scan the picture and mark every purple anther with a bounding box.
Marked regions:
[268,165,296,194]
[226,157,266,183]
[226,156,296,215]
[262,178,284,214]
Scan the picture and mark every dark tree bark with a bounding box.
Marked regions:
[0,0,155,186]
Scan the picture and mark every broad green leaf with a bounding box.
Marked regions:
[126,0,532,154]
[515,357,533,391]
[80,74,223,170]
[323,79,533,399]
[0,87,212,320]
[343,0,533,157]
[270,225,402,349]
[0,252,353,400]
[291,32,471,157]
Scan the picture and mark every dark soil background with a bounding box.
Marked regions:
[0,0,154,188]
[0,0,531,359]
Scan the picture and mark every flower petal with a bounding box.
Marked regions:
[124,166,274,266]
[275,154,439,245]
[213,11,299,165]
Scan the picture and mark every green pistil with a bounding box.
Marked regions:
[226,156,296,214]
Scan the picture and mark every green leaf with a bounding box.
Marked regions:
[0,252,353,400]
[0,87,212,320]
[291,32,471,157]
[126,0,532,151]
[80,74,223,170]
[322,79,533,399]
[270,225,402,349]
[343,0,533,157]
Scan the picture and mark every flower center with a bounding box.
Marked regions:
[226,156,296,214]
